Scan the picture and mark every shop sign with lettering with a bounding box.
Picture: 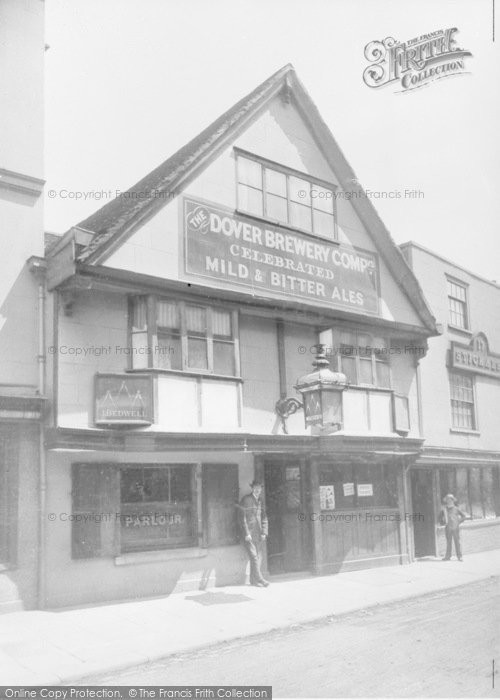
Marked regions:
[450,333,500,380]
[184,198,380,314]
[94,373,154,425]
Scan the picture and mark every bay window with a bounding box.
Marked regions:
[325,329,391,388]
[130,296,239,376]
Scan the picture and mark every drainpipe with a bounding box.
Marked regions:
[29,258,47,609]
[37,276,47,609]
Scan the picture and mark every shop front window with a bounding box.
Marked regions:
[120,465,196,552]
[130,297,238,376]
[319,464,398,510]
[439,466,500,520]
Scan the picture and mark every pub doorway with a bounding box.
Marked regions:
[410,468,436,557]
[264,460,310,575]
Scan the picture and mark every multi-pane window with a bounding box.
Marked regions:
[319,464,398,510]
[121,465,192,504]
[130,297,238,376]
[120,465,195,552]
[449,371,476,430]
[157,300,182,370]
[439,466,499,520]
[447,279,468,329]
[237,153,336,239]
[324,329,391,388]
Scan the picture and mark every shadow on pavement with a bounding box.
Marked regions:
[185,592,253,606]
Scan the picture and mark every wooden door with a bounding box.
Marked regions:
[411,468,436,557]
[264,462,309,574]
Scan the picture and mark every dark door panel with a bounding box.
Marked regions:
[411,469,435,557]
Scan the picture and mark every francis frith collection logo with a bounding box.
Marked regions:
[363,28,472,92]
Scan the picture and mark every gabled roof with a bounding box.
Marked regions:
[63,64,437,333]
[44,231,63,254]
[76,64,293,263]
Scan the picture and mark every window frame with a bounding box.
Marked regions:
[129,295,240,378]
[449,370,477,431]
[439,465,500,521]
[446,276,469,330]
[319,463,399,510]
[120,463,198,553]
[322,328,392,389]
[235,148,338,241]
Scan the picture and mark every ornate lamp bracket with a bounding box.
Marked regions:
[275,396,303,434]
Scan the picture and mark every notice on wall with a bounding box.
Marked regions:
[286,466,301,481]
[343,482,355,497]
[320,485,335,510]
[184,197,380,314]
[357,483,374,497]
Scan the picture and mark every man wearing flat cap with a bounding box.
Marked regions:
[238,479,270,587]
[440,493,467,561]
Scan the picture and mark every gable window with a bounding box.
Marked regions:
[236,152,336,239]
[447,278,469,329]
[130,297,238,376]
[322,329,391,388]
[449,371,476,430]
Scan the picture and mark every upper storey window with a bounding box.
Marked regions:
[447,278,469,329]
[236,151,337,240]
[130,296,238,377]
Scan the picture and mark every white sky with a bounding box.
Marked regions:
[45,0,500,281]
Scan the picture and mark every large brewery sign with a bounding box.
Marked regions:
[184,198,380,314]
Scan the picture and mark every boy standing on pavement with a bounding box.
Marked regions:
[441,493,468,561]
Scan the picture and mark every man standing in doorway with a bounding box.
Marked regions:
[441,493,467,561]
[239,479,270,587]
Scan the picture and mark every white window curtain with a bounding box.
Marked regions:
[212,309,232,337]
[157,300,179,329]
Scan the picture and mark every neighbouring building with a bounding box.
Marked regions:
[41,65,439,608]
[401,242,500,558]
[0,0,45,612]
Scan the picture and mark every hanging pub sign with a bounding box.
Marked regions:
[184,197,380,314]
[94,373,154,426]
[450,333,500,380]
[304,390,323,426]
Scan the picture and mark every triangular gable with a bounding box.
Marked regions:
[56,64,437,333]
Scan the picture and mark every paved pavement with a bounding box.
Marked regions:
[0,550,499,685]
[89,577,500,697]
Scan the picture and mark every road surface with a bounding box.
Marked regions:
[85,577,499,697]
